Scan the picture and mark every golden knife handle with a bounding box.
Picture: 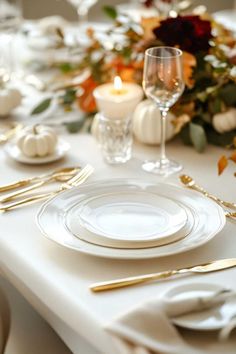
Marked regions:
[0,180,47,203]
[0,180,30,193]
[90,270,178,293]
[0,192,54,212]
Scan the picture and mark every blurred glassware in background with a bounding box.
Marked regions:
[0,0,22,32]
[0,0,23,82]
[66,0,98,25]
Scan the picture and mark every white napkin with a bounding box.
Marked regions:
[105,288,236,354]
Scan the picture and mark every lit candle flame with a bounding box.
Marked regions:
[114,76,123,93]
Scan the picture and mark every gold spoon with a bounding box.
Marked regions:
[0,167,80,203]
[180,174,236,210]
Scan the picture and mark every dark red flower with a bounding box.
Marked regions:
[153,15,212,54]
[143,0,153,7]
[143,0,172,6]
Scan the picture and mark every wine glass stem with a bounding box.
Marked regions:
[77,7,88,25]
[159,108,168,167]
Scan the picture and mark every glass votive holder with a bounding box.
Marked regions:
[96,112,132,164]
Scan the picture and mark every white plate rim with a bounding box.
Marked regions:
[36,179,226,259]
[5,138,70,164]
[163,282,236,331]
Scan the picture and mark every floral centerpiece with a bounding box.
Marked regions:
[32,3,236,173]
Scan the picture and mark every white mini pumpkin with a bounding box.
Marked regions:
[0,88,22,117]
[212,108,236,134]
[17,125,58,157]
[132,99,176,145]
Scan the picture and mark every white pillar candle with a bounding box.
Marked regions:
[93,76,143,119]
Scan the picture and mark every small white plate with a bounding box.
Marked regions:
[67,192,191,248]
[5,139,70,165]
[164,283,236,331]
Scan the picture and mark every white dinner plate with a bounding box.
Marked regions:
[164,283,236,331]
[5,138,70,165]
[36,180,225,259]
[67,192,192,248]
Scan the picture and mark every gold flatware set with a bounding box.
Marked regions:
[0,164,94,211]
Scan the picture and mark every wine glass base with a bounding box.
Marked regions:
[142,159,182,176]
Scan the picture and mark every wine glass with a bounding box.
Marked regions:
[66,0,98,25]
[142,46,185,176]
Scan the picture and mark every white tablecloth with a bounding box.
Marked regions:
[0,132,236,353]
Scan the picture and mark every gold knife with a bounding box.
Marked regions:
[90,258,236,293]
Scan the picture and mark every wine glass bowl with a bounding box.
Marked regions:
[142,46,185,175]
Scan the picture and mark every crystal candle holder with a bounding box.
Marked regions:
[93,77,143,164]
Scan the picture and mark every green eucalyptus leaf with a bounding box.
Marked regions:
[63,116,86,133]
[208,98,222,115]
[189,122,207,153]
[103,5,117,19]
[219,83,236,106]
[179,124,192,146]
[31,98,52,115]
[61,89,77,105]
[207,127,236,147]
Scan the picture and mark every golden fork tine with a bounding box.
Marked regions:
[0,165,94,212]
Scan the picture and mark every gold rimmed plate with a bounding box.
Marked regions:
[36,179,225,259]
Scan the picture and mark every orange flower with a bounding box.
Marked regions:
[141,17,161,40]
[77,77,98,113]
[119,68,136,82]
[182,51,196,88]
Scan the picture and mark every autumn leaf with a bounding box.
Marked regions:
[218,155,228,175]
[229,150,236,163]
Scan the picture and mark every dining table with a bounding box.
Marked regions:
[0,126,236,353]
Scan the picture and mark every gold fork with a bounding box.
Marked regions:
[0,166,81,193]
[0,164,94,212]
[0,167,81,203]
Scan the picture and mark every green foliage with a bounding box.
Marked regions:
[103,5,117,19]
[31,98,52,115]
[60,89,77,105]
[206,127,236,147]
[63,116,86,133]
[59,63,74,73]
[219,83,236,106]
[189,122,207,153]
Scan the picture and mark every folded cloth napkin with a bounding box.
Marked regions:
[105,287,236,354]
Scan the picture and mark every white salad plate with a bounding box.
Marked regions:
[5,139,70,165]
[36,179,226,259]
[67,191,192,249]
[164,283,236,331]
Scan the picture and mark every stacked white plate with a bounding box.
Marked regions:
[36,179,225,259]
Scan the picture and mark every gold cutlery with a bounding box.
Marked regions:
[90,258,236,292]
[0,166,80,193]
[0,122,23,144]
[0,164,94,212]
[180,174,236,210]
[0,167,80,203]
